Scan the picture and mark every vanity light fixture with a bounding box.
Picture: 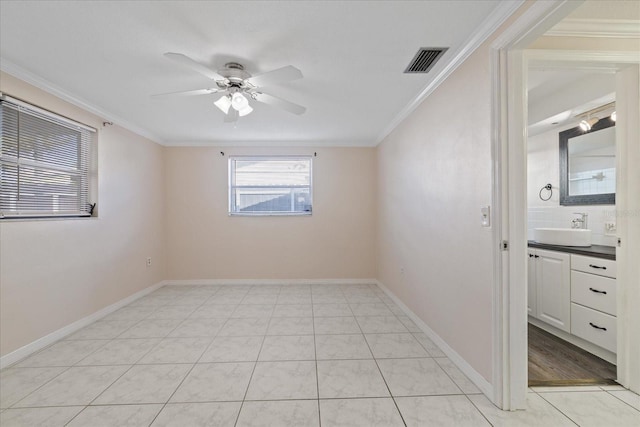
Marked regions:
[579,117,599,132]
[576,101,615,132]
[575,102,616,132]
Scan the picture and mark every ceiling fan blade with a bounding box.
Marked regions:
[151,88,221,98]
[246,65,303,88]
[224,108,239,123]
[164,52,225,81]
[251,92,306,115]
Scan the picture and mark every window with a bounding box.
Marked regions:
[0,96,96,219]
[229,156,312,215]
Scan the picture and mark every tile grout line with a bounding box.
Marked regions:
[311,288,322,427]
[231,285,277,427]
[464,395,497,427]
[378,287,496,426]
[347,287,408,427]
[4,283,508,425]
[535,391,583,426]
[124,286,222,427]
[6,290,185,415]
[62,363,139,426]
[10,339,119,413]
[5,392,499,411]
[5,365,73,410]
[604,389,640,413]
[426,348,496,426]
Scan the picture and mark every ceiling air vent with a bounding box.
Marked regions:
[404,48,448,74]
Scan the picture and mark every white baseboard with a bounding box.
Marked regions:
[0,280,167,369]
[375,280,494,399]
[163,278,378,286]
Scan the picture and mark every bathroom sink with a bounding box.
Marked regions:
[534,228,592,247]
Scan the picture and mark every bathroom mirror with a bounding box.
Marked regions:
[559,117,615,205]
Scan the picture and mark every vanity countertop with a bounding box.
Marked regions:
[528,240,616,260]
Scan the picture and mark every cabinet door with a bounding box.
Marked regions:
[527,250,537,317]
[536,249,571,332]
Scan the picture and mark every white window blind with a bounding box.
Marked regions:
[229,156,312,215]
[0,97,95,219]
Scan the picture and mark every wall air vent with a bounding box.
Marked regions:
[404,48,448,73]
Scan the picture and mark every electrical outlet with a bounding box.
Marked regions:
[400,267,405,275]
[146,257,152,267]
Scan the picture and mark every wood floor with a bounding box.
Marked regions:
[528,323,617,386]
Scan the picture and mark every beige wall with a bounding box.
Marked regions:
[376,37,499,382]
[0,72,166,357]
[164,146,377,280]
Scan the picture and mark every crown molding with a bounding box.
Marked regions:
[526,49,640,64]
[163,139,376,148]
[374,0,526,146]
[546,19,640,38]
[0,58,165,145]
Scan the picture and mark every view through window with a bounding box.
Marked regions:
[229,156,312,215]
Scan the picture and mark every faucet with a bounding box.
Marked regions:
[572,212,588,230]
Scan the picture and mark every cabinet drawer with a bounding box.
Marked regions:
[571,271,616,316]
[571,303,617,353]
[571,254,616,278]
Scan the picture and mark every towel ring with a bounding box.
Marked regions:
[539,183,553,201]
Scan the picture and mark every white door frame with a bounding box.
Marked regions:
[491,0,640,410]
[613,63,640,394]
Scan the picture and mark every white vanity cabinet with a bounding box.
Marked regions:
[528,246,617,361]
[570,255,617,353]
[528,249,571,332]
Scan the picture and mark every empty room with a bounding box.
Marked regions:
[1,1,639,426]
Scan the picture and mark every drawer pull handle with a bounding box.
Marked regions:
[529,254,534,258]
[589,264,607,270]
[589,322,607,331]
[589,288,607,295]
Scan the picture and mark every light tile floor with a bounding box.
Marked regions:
[1,283,639,426]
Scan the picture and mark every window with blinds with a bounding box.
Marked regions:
[0,97,96,219]
[229,156,312,215]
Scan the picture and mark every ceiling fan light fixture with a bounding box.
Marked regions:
[231,92,249,111]
[161,53,306,118]
[238,105,253,117]
[214,95,232,114]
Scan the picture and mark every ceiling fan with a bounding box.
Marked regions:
[156,52,306,122]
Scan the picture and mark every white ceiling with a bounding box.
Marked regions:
[565,0,640,20]
[0,0,514,146]
[527,68,615,137]
[525,0,640,137]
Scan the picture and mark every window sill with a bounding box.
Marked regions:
[228,212,312,217]
[0,215,96,222]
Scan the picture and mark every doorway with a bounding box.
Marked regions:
[490,0,640,410]
[525,64,619,387]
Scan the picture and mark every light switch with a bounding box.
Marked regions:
[481,205,491,227]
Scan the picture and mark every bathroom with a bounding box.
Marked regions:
[526,65,619,386]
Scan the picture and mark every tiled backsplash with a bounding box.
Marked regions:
[568,167,616,197]
[528,206,617,247]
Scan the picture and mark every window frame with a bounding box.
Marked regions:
[228,155,313,216]
[0,95,97,220]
